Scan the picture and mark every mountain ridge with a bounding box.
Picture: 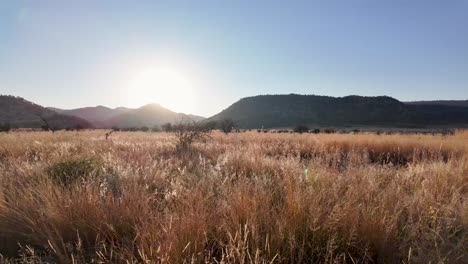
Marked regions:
[207,94,468,128]
[0,95,92,129]
[49,103,205,128]
[3,94,468,130]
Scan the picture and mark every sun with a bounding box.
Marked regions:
[128,67,196,113]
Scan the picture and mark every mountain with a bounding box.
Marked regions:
[207,94,468,129]
[405,100,468,108]
[0,95,91,129]
[49,104,204,128]
[49,106,133,127]
[106,103,205,128]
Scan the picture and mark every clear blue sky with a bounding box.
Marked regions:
[1,0,467,116]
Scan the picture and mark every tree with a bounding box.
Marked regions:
[219,119,235,134]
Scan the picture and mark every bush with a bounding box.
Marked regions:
[173,122,209,151]
[0,123,11,132]
[293,124,309,134]
[219,119,235,134]
[140,126,149,132]
[324,128,335,134]
[46,158,104,186]
[200,121,217,132]
[312,128,321,134]
[162,123,173,132]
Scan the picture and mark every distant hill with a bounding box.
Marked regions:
[405,100,468,108]
[207,94,468,129]
[0,95,91,129]
[49,106,133,127]
[105,104,205,128]
[49,104,205,129]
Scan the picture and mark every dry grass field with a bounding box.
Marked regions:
[0,130,467,263]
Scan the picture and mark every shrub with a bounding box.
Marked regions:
[173,122,209,151]
[293,124,309,134]
[46,158,104,186]
[140,126,149,132]
[0,123,11,132]
[200,121,217,132]
[324,128,335,134]
[162,123,173,132]
[219,119,235,134]
[312,128,321,134]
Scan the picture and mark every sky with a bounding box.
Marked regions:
[0,0,467,117]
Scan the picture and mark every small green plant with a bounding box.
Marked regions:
[46,158,104,186]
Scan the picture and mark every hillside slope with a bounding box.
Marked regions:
[0,95,91,129]
[49,106,132,127]
[208,94,468,128]
[106,104,205,128]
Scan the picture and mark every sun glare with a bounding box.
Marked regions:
[128,67,196,113]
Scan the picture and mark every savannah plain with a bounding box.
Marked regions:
[0,130,467,263]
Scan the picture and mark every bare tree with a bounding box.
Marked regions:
[105,130,113,140]
[172,121,209,151]
[39,115,53,132]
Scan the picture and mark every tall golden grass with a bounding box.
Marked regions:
[0,130,466,263]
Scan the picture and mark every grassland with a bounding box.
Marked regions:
[0,130,467,263]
